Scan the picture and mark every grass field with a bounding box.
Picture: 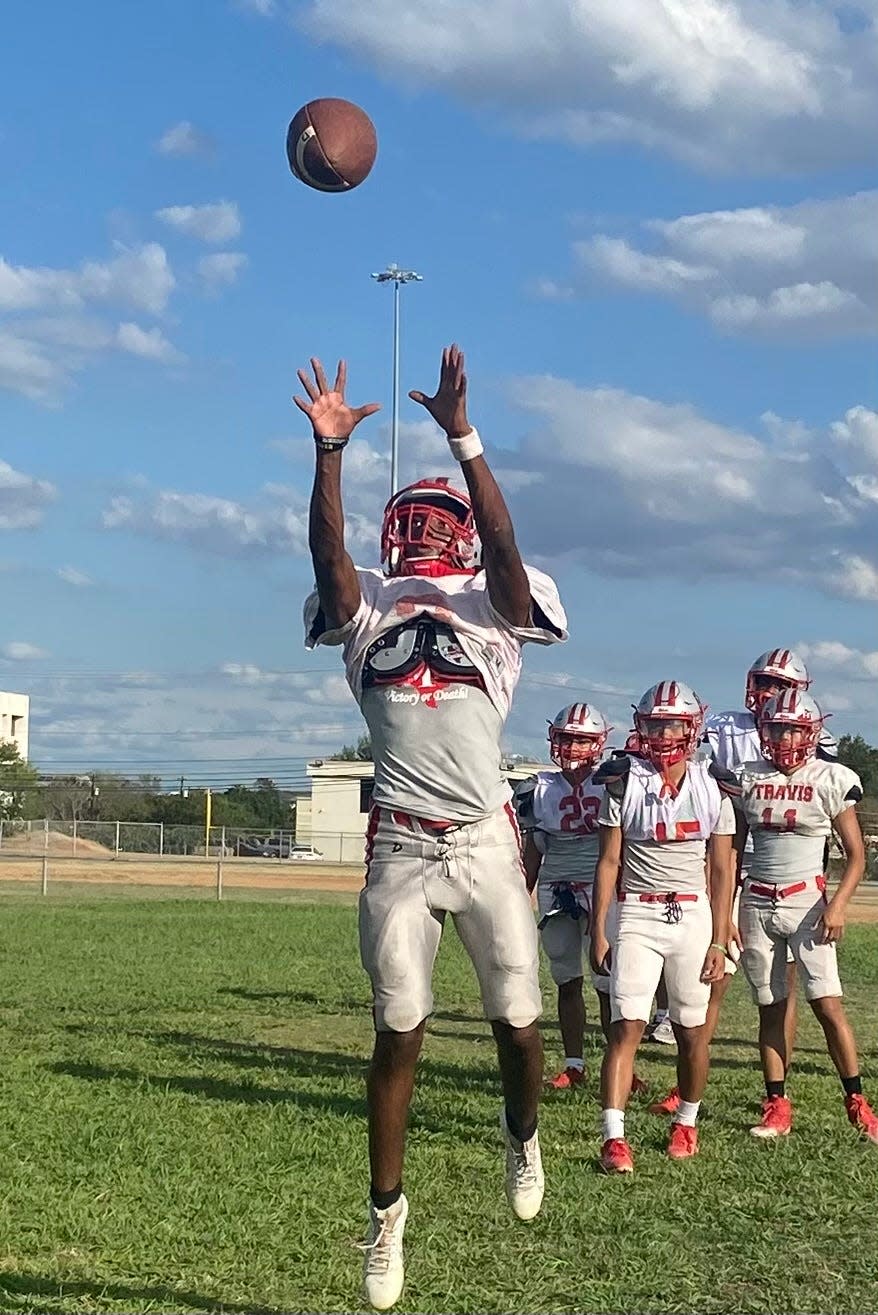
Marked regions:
[1,895,877,1314]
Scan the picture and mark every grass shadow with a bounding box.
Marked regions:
[0,1272,278,1314]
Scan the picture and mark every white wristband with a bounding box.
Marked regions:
[446,426,484,463]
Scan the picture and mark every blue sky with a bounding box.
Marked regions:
[2,0,876,787]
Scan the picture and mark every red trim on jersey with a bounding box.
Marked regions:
[363,806,381,885]
[504,801,528,881]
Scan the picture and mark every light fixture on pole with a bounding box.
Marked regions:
[371,263,423,498]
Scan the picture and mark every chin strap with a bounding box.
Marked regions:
[397,558,473,578]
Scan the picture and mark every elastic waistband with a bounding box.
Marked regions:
[388,809,457,834]
[745,875,826,901]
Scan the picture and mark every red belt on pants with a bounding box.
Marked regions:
[618,891,699,903]
[746,875,826,901]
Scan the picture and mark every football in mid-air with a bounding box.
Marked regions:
[286,98,377,192]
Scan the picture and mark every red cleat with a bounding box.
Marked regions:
[667,1122,699,1159]
[546,1066,585,1090]
[630,1073,649,1096]
[750,1095,792,1139]
[599,1137,634,1174]
[648,1085,680,1116]
[845,1093,878,1144]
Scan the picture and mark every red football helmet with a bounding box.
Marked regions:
[548,703,611,772]
[380,478,476,577]
[633,680,706,770]
[758,690,824,770]
[745,648,810,715]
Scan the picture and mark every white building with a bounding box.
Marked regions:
[297,757,547,863]
[0,691,29,761]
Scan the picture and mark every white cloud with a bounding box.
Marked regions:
[305,673,356,706]
[57,566,93,588]
[156,201,242,244]
[1,641,48,661]
[0,241,182,400]
[156,120,214,157]
[566,191,878,339]
[100,389,878,610]
[489,379,878,602]
[0,460,57,529]
[102,485,316,557]
[797,641,878,680]
[234,0,278,14]
[297,0,878,174]
[0,243,175,316]
[198,252,248,292]
[116,321,185,364]
[27,664,365,768]
[0,329,61,400]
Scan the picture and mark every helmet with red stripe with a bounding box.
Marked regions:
[548,703,611,772]
[633,680,706,770]
[758,690,824,770]
[380,478,476,577]
[745,648,810,715]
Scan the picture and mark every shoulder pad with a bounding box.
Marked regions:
[816,744,838,762]
[708,759,742,798]
[512,777,537,825]
[593,754,631,800]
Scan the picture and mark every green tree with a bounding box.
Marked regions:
[0,742,40,820]
[330,733,373,762]
[837,735,878,799]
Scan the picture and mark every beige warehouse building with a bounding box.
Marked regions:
[296,757,546,863]
[0,691,29,761]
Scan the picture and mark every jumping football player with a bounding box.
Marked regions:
[299,345,567,1308]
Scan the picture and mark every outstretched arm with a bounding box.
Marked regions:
[294,358,380,631]
[410,344,531,627]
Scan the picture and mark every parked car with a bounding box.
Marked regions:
[237,835,322,860]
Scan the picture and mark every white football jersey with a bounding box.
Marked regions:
[703,710,762,771]
[515,769,604,887]
[704,709,839,769]
[737,757,862,885]
[600,756,735,895]
[304,565,567,822]
[305,566,567,717]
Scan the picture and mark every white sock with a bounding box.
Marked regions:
[564,1057,584,1072]
[675,1099,701,1127]
[602,1108,625,1141]
[654,1009,669,1024]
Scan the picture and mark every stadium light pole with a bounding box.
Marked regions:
[371,263,423,498]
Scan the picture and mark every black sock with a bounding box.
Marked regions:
[766,1080,785,1099]
[842,1075,862,1097]
[505,1109,537,1144]
[370,1183,402,1211]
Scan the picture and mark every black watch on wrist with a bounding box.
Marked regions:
[314,435,350,452]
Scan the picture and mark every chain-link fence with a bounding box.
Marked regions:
[0,814,875,902]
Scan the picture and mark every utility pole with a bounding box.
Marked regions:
[371,263,423,498]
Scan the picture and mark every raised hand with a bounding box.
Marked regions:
[409,343,470,437]
[294,358,380,440]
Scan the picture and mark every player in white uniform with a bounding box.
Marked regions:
[297,346,567,1309]
[590,681,736,1173]
[515,704,648,1091]
[736,690,878,1144]
[649,647,834,1117]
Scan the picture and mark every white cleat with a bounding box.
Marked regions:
[360,1193,409,1310]
[500,1111,545,1221]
